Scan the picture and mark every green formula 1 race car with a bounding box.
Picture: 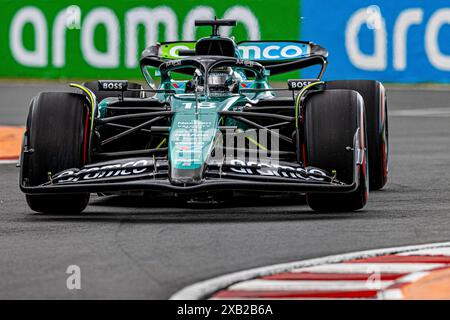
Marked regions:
[19,19,388,213]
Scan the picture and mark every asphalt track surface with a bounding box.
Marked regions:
[0,83,449,299]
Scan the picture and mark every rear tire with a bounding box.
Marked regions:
[22,92,90,214]
[326,80,388,190]
[304,90,369,212]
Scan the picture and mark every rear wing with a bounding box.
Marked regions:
[237,41,327,60]
[237,41,328,76]
[140,40,328,77]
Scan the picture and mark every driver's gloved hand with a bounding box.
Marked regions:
[225,78,239,93]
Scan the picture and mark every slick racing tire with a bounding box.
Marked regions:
[22,92,90,214]
[326,80,388,190]
[304,89,369,212]
[82,81,144,103]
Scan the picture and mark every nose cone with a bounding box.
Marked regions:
[169,166,205,186]
[168,110,220,186]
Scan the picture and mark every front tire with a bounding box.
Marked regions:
[303,90,369,212]
[326,80,388,190]
[22,92,90,214]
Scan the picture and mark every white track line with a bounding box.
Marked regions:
[170,241,450,300]
[398,247,450,256]
[375,271,431,300]
[390,108,450,117]
[378,289,404,300]
[293,263,445,274]
[229,279,394,291]
[395,271,430,284]
[0,159,18,164]
[386,86,450,92]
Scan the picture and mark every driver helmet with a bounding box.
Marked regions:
[207,67,240,94]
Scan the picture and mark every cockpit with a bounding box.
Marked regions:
[150,57,267,97]
[185,66,243,95]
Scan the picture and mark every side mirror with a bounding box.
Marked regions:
[140,45,162,89]
[141,45,160,60]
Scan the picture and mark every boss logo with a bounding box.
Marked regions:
[98,80,128,91]
[287,79,320,90]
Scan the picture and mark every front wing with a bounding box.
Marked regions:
[20,150,362,196]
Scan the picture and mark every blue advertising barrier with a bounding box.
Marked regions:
[300,1,450,83]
